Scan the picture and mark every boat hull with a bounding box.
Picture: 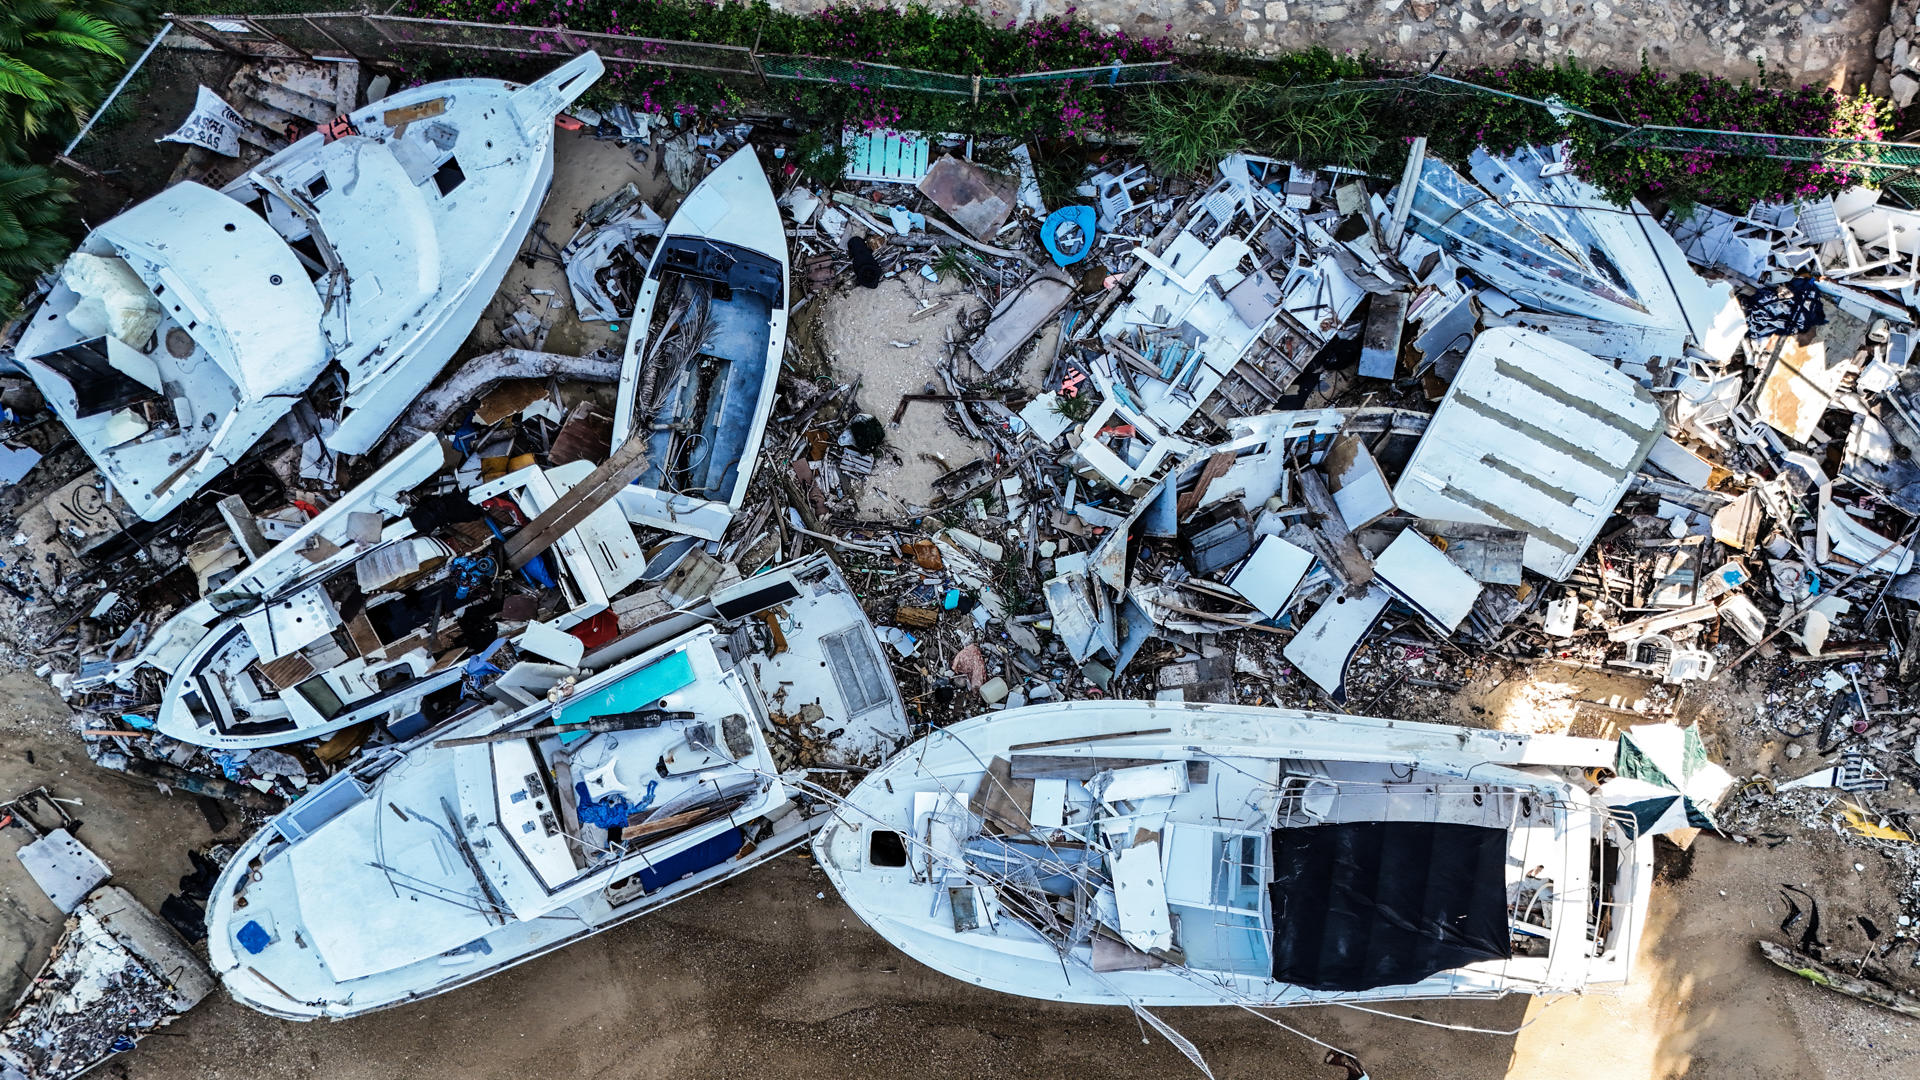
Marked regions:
[321,140,557,457]
[817,701,1651,1008]
[612,145,788,541]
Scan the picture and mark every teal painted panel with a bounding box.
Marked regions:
[554,649,696,744]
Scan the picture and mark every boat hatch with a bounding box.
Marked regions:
[821,625,893,717]
[277,774,371,841]
[869,830,908,868]
[32,338,161,418]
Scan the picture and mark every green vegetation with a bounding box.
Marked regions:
[0,162,76,312]
[1132,84,1245,178]
[0,0,154,313]
[930,246,985,285]
[371,1,1892,209]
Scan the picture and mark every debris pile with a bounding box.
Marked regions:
[0,886,214,1080]
[1,51,1919,1047]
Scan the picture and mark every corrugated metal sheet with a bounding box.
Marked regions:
[1392,327,1662,581]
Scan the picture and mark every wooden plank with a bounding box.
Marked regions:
[345,611,382,657]
[1176,451,1235,520]
[549,749,592,870]
[1298,467,1374,587]
[622,796,748,840]
[255,653,315,691]
[383,97,447,127]
[968,756,1033,835]
[502,435,649,570]
[1009,754,1165,780]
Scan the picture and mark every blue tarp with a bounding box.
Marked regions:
[636,827,745,893]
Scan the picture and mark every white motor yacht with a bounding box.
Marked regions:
[11,53,603,520]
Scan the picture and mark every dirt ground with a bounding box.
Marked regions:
[465,130,660,361]
[3,659,1913,1080]
[812,274,990,519]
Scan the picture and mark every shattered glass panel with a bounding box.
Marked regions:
[1408,157,1645,317]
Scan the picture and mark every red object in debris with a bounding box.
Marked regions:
[569,609,619,650]
[1098,424,1136,439]
[951,644,988,691]
[555,113,586,131]
[320,114,358,142]
[480,495,529,526]
[291,499,320,519]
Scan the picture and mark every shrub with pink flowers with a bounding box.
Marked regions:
[176,1,1902,210]
[1383,59,1894,208]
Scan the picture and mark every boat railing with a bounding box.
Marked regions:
[1271,772,1561,831]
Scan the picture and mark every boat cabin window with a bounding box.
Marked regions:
[374,663,416,692]
[869,830,908,868]
[293,673,348,720]
[34,338,160,417]
[714,579,801,621]
[432,157,466,197]
[1164,824,1264,915]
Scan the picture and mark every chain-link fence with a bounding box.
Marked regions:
[167,12,1177,100]
[171,12,761,75]
[160,11,1920,187]
[759,55,974,97]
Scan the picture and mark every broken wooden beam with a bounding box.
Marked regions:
[502,435,649,569]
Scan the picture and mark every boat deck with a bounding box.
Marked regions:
[820,704,1643,1008]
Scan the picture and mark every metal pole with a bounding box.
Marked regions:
[64,22,173,156]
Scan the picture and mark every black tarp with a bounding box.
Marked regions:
[1268,821,1511,991]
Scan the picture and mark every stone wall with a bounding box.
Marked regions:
[770,0,1885,90]
[1876,0,1920,108]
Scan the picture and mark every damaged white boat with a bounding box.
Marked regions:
[10,54,603,520]
[119,449,653,751]
[612,144,788,541]
[207,555,908,1019]
[816,702,1652,1008]
[70,435,456,744]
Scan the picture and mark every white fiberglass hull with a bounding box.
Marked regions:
[320,130,557,457]
[75,434,454,698]
[208,783,815,1021]
[816,702,1653,1009]
[12,54,602,523]
[207,554,909,1019]
[612,144,788,541]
